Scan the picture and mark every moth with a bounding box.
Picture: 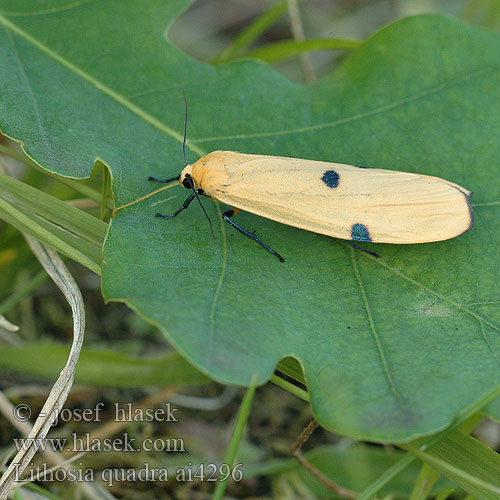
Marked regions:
[150,151,473,262]
[116,95,473,262]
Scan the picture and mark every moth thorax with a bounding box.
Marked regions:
[183,157,212,191]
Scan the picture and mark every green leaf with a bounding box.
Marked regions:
[1,2,500,442]
[0,342,209,387]
[243,37,362,63]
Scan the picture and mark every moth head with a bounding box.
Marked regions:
[179,164,196,189]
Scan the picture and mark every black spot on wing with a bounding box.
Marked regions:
[321,170,339,188]
[351,223,371,242]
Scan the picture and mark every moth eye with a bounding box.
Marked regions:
[183,176,194,189]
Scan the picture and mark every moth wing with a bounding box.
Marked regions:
[209,155,473,244]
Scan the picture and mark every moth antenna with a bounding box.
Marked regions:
[182,90,188,167]
[182,94,213,238]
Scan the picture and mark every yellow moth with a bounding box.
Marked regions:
[145,150,473,262]
[114,97,473,262]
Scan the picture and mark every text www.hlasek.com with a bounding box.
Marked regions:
[14,433,184,453]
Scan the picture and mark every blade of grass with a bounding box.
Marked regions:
[409,463,441,500]
[0,342,210,387]
[0,174,107,248]
[0,237,86,499]
[211,0,289,64]
[271,373,309,402]
[401,432,500,500]
[0,198,101,274]
[435,489,455,500]
[287,0,315,83]
[212,377,257,500]
[31,214,103,267]
[0,181,103,270]
[276,356,306,384]
[0,269,48,314]
[244,37,361,63]
[17,482,65,500]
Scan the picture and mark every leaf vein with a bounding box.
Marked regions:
[351,250,403,404]
[466,301,500,306]
[209,204,228,340]
[374,259,500,334]
[472,201,500,207]
[0,13,206,158]
[191,64,499,143]
[1,0,97,17]
[479,321,500,369]
[4,27,53,162]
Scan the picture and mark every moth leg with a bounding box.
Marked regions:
[148,174,181,183]
[155,191,197,219]
[340,239,379,258]
[222,209,285,263]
